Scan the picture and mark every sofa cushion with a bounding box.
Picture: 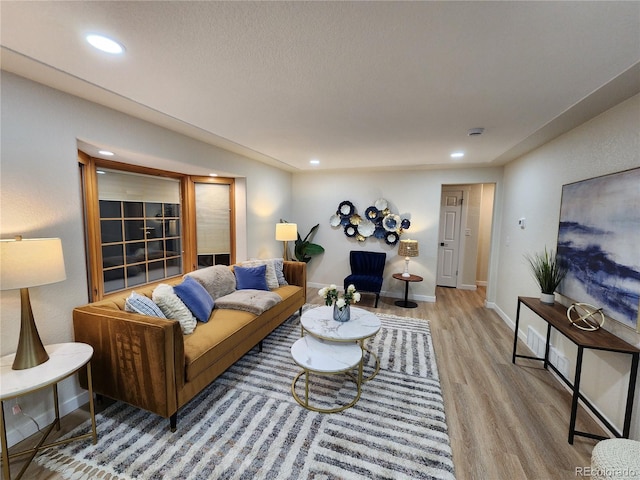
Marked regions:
[152,283,197,335]
[186,265,236,299]
[241,259,279,289]
[174,276,215,323]
[124,291,167,318]
[234,264,269,291]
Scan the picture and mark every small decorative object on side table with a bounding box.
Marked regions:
[567,302,605,331]
[393,273,423,308]
[0,342,98,480]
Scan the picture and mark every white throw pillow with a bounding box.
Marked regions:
[152,283,197,335]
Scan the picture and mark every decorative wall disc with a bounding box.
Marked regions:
[567,303,605,331]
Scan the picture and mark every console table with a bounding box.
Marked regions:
[512,296,639,444]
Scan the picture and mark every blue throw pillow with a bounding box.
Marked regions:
[174,276,215,322]
[234,264,269,291]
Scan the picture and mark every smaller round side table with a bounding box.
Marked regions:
[0,343,97,480]
[392,273,423,308]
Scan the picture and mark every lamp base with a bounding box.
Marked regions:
[12,288,49,370]
[402,257,411,277]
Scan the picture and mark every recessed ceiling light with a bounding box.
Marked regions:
[86,34,125,54]
[310,159,320,165]
[96,170,106,175]
[450,152,465,159]
[98,150,114,156]
[209,173,218,177]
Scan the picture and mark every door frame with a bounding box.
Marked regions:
[438,183,497,292]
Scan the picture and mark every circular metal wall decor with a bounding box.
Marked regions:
[567,303,605,331]
[330,198,410,245]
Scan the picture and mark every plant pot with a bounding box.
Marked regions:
[540,293,555,305]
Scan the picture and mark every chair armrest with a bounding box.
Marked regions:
[73,305,183,418]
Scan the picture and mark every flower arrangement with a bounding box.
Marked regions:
[319,284,361,310]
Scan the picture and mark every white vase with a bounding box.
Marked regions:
[540,293,555,305]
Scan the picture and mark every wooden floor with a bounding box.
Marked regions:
[6,287,604,479]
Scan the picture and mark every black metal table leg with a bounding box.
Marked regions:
[568,346,584,444]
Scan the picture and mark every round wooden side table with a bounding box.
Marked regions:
[393,273,423,308]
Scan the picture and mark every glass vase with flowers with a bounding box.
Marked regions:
[318,284,361,322]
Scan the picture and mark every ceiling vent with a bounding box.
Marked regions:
[468,128,485,137]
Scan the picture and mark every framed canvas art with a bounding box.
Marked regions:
[557,167,640,332]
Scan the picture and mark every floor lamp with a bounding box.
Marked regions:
[398,239,419,277]
[0,236,66,370]
[275,223,297,261]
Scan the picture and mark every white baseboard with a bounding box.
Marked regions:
[458,283,477,291]
[6,391,89,448]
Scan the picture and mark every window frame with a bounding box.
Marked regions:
[79,151,235,301]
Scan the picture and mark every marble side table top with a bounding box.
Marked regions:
[1,343,93,400]
[301,306,381,342]
[291,336,362,373]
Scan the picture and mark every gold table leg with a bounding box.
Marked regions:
[291,366,362,414]
[0,361,98,479]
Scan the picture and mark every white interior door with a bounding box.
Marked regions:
[437,190,463,287]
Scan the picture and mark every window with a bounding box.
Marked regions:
[195,181,232,268]
[98,169,182,293]
[80,153,234,300]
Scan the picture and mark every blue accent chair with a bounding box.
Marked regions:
[344,251,386,308]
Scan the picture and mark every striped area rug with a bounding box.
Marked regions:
[36,308,455,479]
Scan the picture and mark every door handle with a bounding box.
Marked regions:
[440,242,446,246]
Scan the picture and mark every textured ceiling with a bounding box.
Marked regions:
[1,1,639,172]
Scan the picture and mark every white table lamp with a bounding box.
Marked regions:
[0,236,66,369]
[275,223,297,261]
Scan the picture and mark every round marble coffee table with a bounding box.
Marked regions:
[300,306,381,381]
[290,335,363,413]
[290,306,382,413]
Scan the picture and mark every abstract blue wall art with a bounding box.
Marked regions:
[557,168,640,331]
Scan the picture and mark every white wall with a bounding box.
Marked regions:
[0,72,293,446]
[291,168,504,302]
[493,93,640,439]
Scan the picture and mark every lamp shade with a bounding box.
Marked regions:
[275,223,298,241]
[398,239,419,258]
[0,237,66,290]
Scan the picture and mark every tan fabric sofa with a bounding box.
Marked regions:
[73,261,306,430]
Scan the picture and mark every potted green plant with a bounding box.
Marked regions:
[524,247,567,304]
